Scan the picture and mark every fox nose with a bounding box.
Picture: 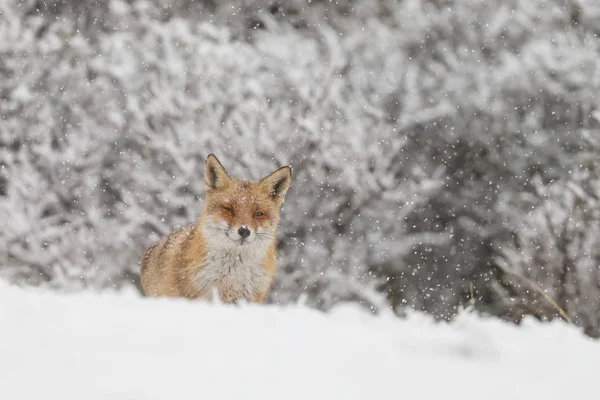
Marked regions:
[238,226,251,238]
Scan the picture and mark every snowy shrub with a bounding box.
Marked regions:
[496,146,600,337]
[0,0,445,309]
[1,0,600,335]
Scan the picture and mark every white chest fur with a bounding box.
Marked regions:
[194,242,270,303]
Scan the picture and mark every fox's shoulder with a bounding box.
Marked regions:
[155,223,197,249]
[141,224,197,266]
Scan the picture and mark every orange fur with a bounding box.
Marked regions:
[140,154,291,304]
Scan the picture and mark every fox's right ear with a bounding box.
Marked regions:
[205,154,231,190]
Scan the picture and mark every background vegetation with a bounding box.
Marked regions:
[1,0,599,337]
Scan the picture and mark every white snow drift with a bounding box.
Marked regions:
[0,281,597,400]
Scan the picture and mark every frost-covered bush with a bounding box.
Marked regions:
[0,0,445,309]
[1,0,600,335]
[496,143,600,337]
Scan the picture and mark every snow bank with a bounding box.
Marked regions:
[0,281,597,400]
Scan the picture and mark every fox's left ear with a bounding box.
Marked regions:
[260,166,292,205]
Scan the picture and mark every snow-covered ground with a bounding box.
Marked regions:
[0,281,597,400]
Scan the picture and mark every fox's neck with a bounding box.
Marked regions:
[202,234,270,263]
[190,219,272,302]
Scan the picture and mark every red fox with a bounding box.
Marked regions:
[140,154,292,304]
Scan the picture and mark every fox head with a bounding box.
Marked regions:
[201,154,291,247]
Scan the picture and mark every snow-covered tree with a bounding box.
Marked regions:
[496,145,600,337]
[2,0,600,336]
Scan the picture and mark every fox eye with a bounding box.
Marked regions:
[223,206,234,213]
[255,211,264,217]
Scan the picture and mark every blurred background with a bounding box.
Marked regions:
[1,0,599,337]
